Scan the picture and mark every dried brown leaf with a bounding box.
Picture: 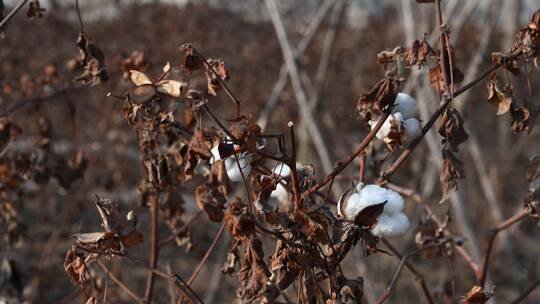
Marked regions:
[487,79,513,115]
[357,76,400,122]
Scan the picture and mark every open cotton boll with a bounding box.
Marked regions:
[394,93,417,119]
[224,154,252,182]
[370,112,404,139]
[371,212,410,237]
[404,118,421,142]
[339,184,405,220]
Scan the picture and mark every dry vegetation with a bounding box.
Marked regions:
[0,0,540,303]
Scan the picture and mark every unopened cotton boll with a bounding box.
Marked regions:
[224,153,252,182]
[404,118,421,141]
[394,93,416,119]
[370,112,404,140]
[371,212,410,237]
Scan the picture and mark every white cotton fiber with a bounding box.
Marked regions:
[404,118,421,142]
[210,144,221,164]
[272,162,291,177]
[371,112,404,139]
[394,93,416,119]
[339,183,410,237]
[225,153,252,182]
[371,212,410,237]
[355,184,404,215]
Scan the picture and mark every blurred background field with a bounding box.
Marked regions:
[1,0,540,303]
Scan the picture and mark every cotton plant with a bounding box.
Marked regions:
[210,143,252,182]
[338,183,410,237]
[369,93,421,146]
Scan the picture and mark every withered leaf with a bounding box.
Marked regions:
[188,128,216,160]
[491,52,520,74]
[405,37,432,68]
[228,116,261,153]
[383,118,406,150]
[487,78,513,115]
[182,45,203,72]
[438,107,469,152]
[462,285,493,304]
[510,102,535,134]
[336,276,364,304]
[71,33,108,86]
[195,183,226,222]
[237,237,271,302]
[206,59,229,96]
[439,148,464,203]
[354,202,386,228]
[64,248,88,287]
[270,240,301,290]
[254,175,278,213]
[130,70,153,86]
[27,0,45,19]
[156,79,186,98]
[357,76,400,122]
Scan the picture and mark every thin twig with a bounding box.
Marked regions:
[477,209,529,287]
[96,259,143,302]
[287,122,303,211]
[380,64,499,181]
[380,239,435,304]
[183,43,241,118]
[144,194,160,303]
[0,0,29,31]
[303,112,391,197]
[75,0,84,33]
[510,277,540,304]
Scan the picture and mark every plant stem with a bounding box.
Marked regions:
[0,0,29,31]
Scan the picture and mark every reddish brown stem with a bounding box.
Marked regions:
[385,183,480,273]
[510,277,540,304]
[96,259,143,302]
[381,239,434,304]
[0,0,29,30]
[303,112,391,197]
[476,209,529,287]
[379,64,498,181]
[144,194,160,303]
[185,43,241,118]
[358,151,366,183]
[288,122,303,211]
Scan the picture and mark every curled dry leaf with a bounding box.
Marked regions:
[70,33,108,86]
[357,76,400,122]
[195,183,226,223]
[462,285,493,304]
[128,67,187,103]
[228,116,262,153]
[405,36,433,68]
[182,44,204,72]
[510,101,536,134]
[237,237,271,302]
[206,58,229,96]
[383,118,406,151]
[439,148,464,203]
[438,107,469,152]
[27,0,45,19]
[0,118,21,155]
[487,78,513,115]
[270,240,301,290]
[64,248,88,287]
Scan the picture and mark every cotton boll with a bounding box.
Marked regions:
[404,118,421,142]
[272,162,291,177]
[394,93,416,119]
[370,112,404,139]
[339,184,405,220]
[225,154,252,182]
[372,212,410,237]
